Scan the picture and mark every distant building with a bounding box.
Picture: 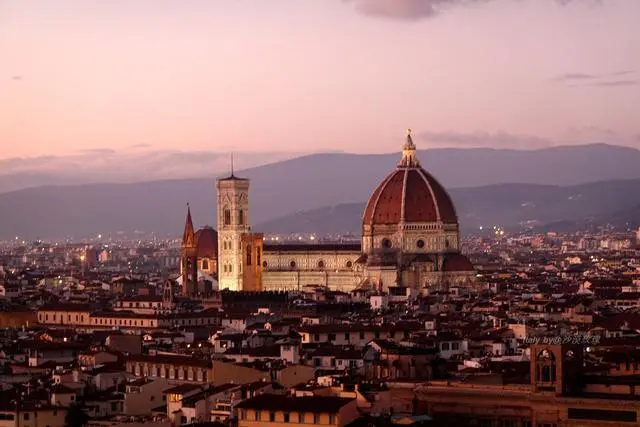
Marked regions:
[182,130,475,294]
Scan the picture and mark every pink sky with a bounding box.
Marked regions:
[1,0,639,159]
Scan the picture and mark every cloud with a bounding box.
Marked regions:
[0,150,305,192]
[553,70,637,88]
[417,131,556,149]
[553,70,635,83]
[343,0,486,20]
[76,148,117,155]
[553,73,598,81]
[344,0,597,21]
[591,80,638,87]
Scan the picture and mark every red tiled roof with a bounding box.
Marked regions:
[195,227,218,259]
[442,253,475,272]
[362,167,457,226]
[235,394,354,413]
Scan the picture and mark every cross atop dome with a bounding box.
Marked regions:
[399,128,420,168]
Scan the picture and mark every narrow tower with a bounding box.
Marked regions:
[181,204,198,296]
[216,163,250,291]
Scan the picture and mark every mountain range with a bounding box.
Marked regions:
[256,180,640,235]
[1,143,640,240]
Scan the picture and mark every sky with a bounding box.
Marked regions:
[2,0,640,162]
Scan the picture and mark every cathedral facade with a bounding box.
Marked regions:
[181,130,475,295]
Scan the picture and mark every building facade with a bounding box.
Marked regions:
[182,130,476,294]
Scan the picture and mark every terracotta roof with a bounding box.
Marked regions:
[442,253,475,272]
[263,243,361,252]
[235,394,354,412]
[362,168,457,226]
[195,227,218,259]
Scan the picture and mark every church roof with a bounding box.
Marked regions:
[362,130,458,226]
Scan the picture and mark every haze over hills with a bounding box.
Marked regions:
[1,143,640,240]
[256,180,640,235]
[2,143,640,194]
[0,150,302,193]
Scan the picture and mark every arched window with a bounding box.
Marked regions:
[224,208,231,226]
[238,209,245,225]
[382,238,392,249]
[318,260,325,269]
[536,349,556,383]
[202,259,209,270]
[246,245,252,266]
[290,260,296,269]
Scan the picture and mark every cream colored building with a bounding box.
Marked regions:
[189,130,476,294]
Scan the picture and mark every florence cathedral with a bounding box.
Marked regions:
[180,130,475,295]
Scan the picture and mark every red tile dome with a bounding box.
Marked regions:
[195,227,218,259]
[362,131,458,227]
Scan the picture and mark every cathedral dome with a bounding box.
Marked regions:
[195,227,218,259]
[362,130,458,227]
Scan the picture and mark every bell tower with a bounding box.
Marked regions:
[181,204,198,296]
[216,159,250,292]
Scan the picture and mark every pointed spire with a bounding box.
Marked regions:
[399,128,420,167]
[183,203,196,247]
[404,128,415,150]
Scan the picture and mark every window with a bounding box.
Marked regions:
[314,414,320,424]
[284,413,290,423]
[269,412,276,422]
[238,209,244,225]
[382,238,392,249]
[329,414,337,424]
[346,260,352,268]
[262,261,268,268]
[318,260,325,269]
[246,245,252,265]
[360,331,365,340]
[416,239,425,248]
[256,249,261,266]
[328,333,336,341]
[224,209,231,226]
[240,410,247,420]
[24,413,30,420]
[290,260,296,269]
[345,333,350,340]
[202,259,209,270]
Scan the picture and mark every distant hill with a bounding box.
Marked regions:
[255,180,640,235]
[2,143,640,239]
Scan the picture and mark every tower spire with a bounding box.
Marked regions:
[182,203,195,247]
[399,128,420,167]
